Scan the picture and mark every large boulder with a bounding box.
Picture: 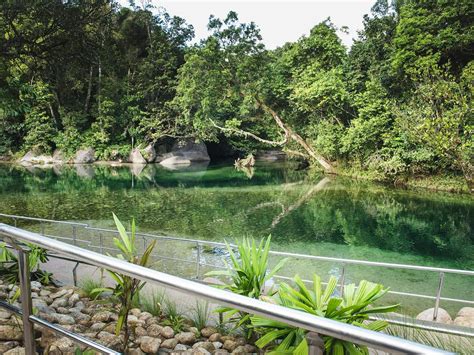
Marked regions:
[160,156,191,168]
[454,307,474,328]
[173,139,210,161]
[256,150,287,161]
[129,148,147,164]
[74,148,95,164]
[157,139,210,168]
[141,144,156,163]
[416,308,452,324]
[19,151,55,165]
[52,149,65,163]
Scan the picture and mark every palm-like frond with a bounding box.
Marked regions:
[251,273,398,354]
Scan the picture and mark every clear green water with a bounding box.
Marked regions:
[0,162,472,314]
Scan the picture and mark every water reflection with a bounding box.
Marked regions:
[0,162,472,271]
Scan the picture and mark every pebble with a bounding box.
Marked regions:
[138,336,161,353]
[160,326,174,339]
[175,332,196,345]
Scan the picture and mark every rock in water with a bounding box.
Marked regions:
[142,144,156,162]
[454,307,474,328]
[74,148,95,164]
[416,308,452,324]
[129,148,147,164]
[159,156,191,167]
[157,139,210,164]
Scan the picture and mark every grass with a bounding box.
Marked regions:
[79,277,104,299]
[190,301,212,330]
[140,290,166,317]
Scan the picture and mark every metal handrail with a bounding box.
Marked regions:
[1,212,473,324]
[0,223,452,354]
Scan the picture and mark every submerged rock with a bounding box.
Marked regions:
[159,156,191,167]
[416,308,452,324]
[454,307,474,328]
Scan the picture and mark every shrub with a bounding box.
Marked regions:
[251,274,399,354]
[93,213,156,352]
[206,236,288,337]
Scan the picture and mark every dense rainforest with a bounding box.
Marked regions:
[0,0,472,188]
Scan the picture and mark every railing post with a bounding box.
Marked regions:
[40,222,45,236]
[99,233,103,254]
[433,272,445,321]
[72,225,77,246]
[306,332,324,355]
[17,248,36,354]
[340,263,346,297]
[196,241,201,279]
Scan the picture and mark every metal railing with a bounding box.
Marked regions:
[0,223,453,354]
[1,213,473,325]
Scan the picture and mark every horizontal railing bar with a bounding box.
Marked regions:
[372,315,474,338]
[0,224,451,354]
[0,213,88,227]
[1,213,472,276]
[83,227,474,276]
[0,300,22,315]
[30,315,120,355]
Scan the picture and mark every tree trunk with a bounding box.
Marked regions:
[256,99,335,173]
[84,66,93,113]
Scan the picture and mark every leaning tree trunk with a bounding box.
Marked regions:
[257,100,334,173]
[209,97,335,173]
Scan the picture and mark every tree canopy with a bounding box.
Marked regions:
[0,0,472,185]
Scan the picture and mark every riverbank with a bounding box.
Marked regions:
[321,165,472,194]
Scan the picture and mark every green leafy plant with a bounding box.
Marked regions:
[206,236,288,337]
[163,313,186,333]
[251,274,399,354]
[0,242,53,285]
[93,213,156,352]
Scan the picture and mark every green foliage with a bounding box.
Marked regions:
[206,236,287,336]
[190,301,212,330]
[0,242,53,285]
[251,275,398,354]
[21,81,57,154]
[93,213,156,352]
[162,298,185,332]
[385,316,474,354]
[0,1,472,183]
[140,290,166,317]
[79,277,104,299]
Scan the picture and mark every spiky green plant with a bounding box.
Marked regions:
[191,301,212,330]
[140,290,166,317]
[0,242,53,285]
[206,236,288,337]
[93,213,156,352]
[79,277,104,299]
[251,274,399,354]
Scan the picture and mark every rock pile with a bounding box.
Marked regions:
[0,281,257,354]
